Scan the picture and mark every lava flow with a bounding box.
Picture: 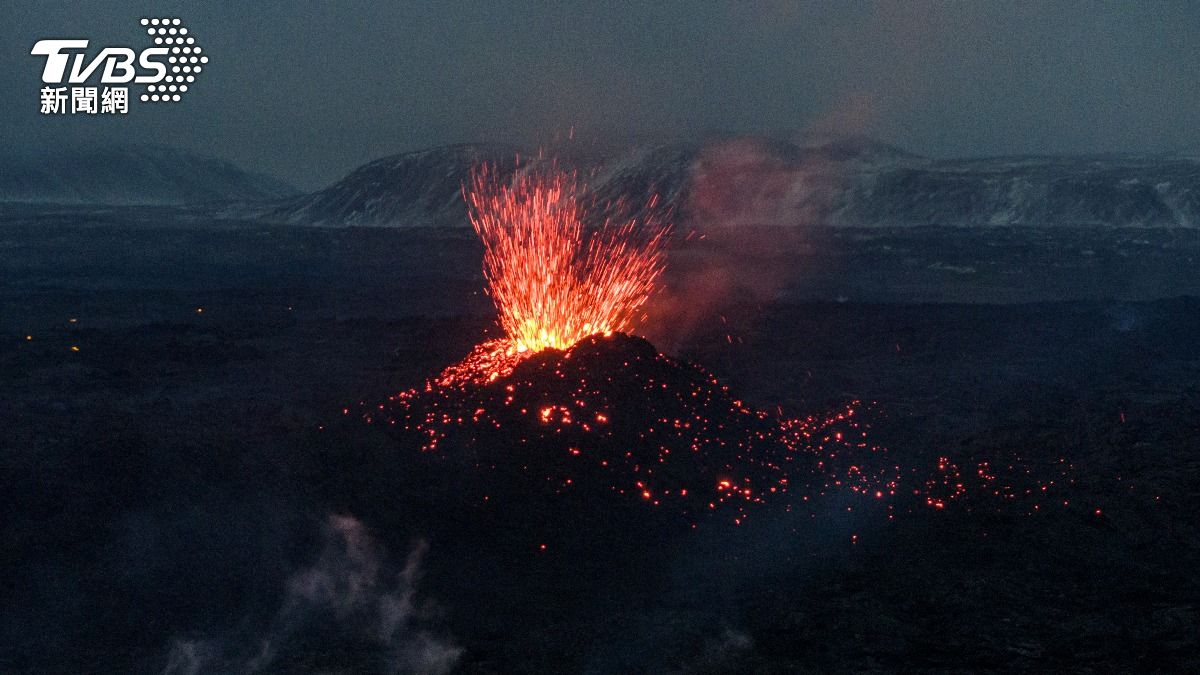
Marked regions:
[355,162,1074,526]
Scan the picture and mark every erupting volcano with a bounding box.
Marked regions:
[437,164,670,386]
[369,331,892,525]
[356,162,1074,526]
[468,164,668,355]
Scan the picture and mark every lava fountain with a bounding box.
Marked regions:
[444,163,670,384]
[354,158,1075,527]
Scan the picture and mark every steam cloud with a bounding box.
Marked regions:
[162,515,460,675]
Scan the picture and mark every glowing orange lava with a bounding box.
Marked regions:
[463,163,669,368]
[356,160,1082,527]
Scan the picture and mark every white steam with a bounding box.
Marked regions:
[163,515,460,675]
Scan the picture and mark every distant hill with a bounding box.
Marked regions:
[263,137,1200,228]
[0,145,298,206]
[262,144,524,227]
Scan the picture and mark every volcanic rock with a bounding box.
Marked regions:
[367,333,884,525]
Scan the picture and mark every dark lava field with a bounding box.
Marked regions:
[2,216,1199,673]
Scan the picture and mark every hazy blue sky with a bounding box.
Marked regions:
[3,1,1198,189]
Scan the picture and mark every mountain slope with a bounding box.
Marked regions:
[263,144,524,227]
[0,145,298,206]
[835,155,1200,228]
[265,138,1200,229]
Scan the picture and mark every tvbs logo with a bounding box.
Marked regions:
[32,17,208,114]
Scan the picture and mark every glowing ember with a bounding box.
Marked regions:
[348,158,1081,531]
[357,329,1077,527]
[463,163,669,366]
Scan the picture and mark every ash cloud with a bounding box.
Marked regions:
[162,515,460,675]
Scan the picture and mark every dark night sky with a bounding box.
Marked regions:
[3,1,1199,190]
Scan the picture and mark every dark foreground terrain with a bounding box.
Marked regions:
[2,215,1199,673]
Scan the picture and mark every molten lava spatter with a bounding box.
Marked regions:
[461,164,668,378]
[352,160,1077,528]
[359,333,1075,526]
[367,333,891,524]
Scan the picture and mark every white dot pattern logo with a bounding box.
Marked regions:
[140,17,207,104]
